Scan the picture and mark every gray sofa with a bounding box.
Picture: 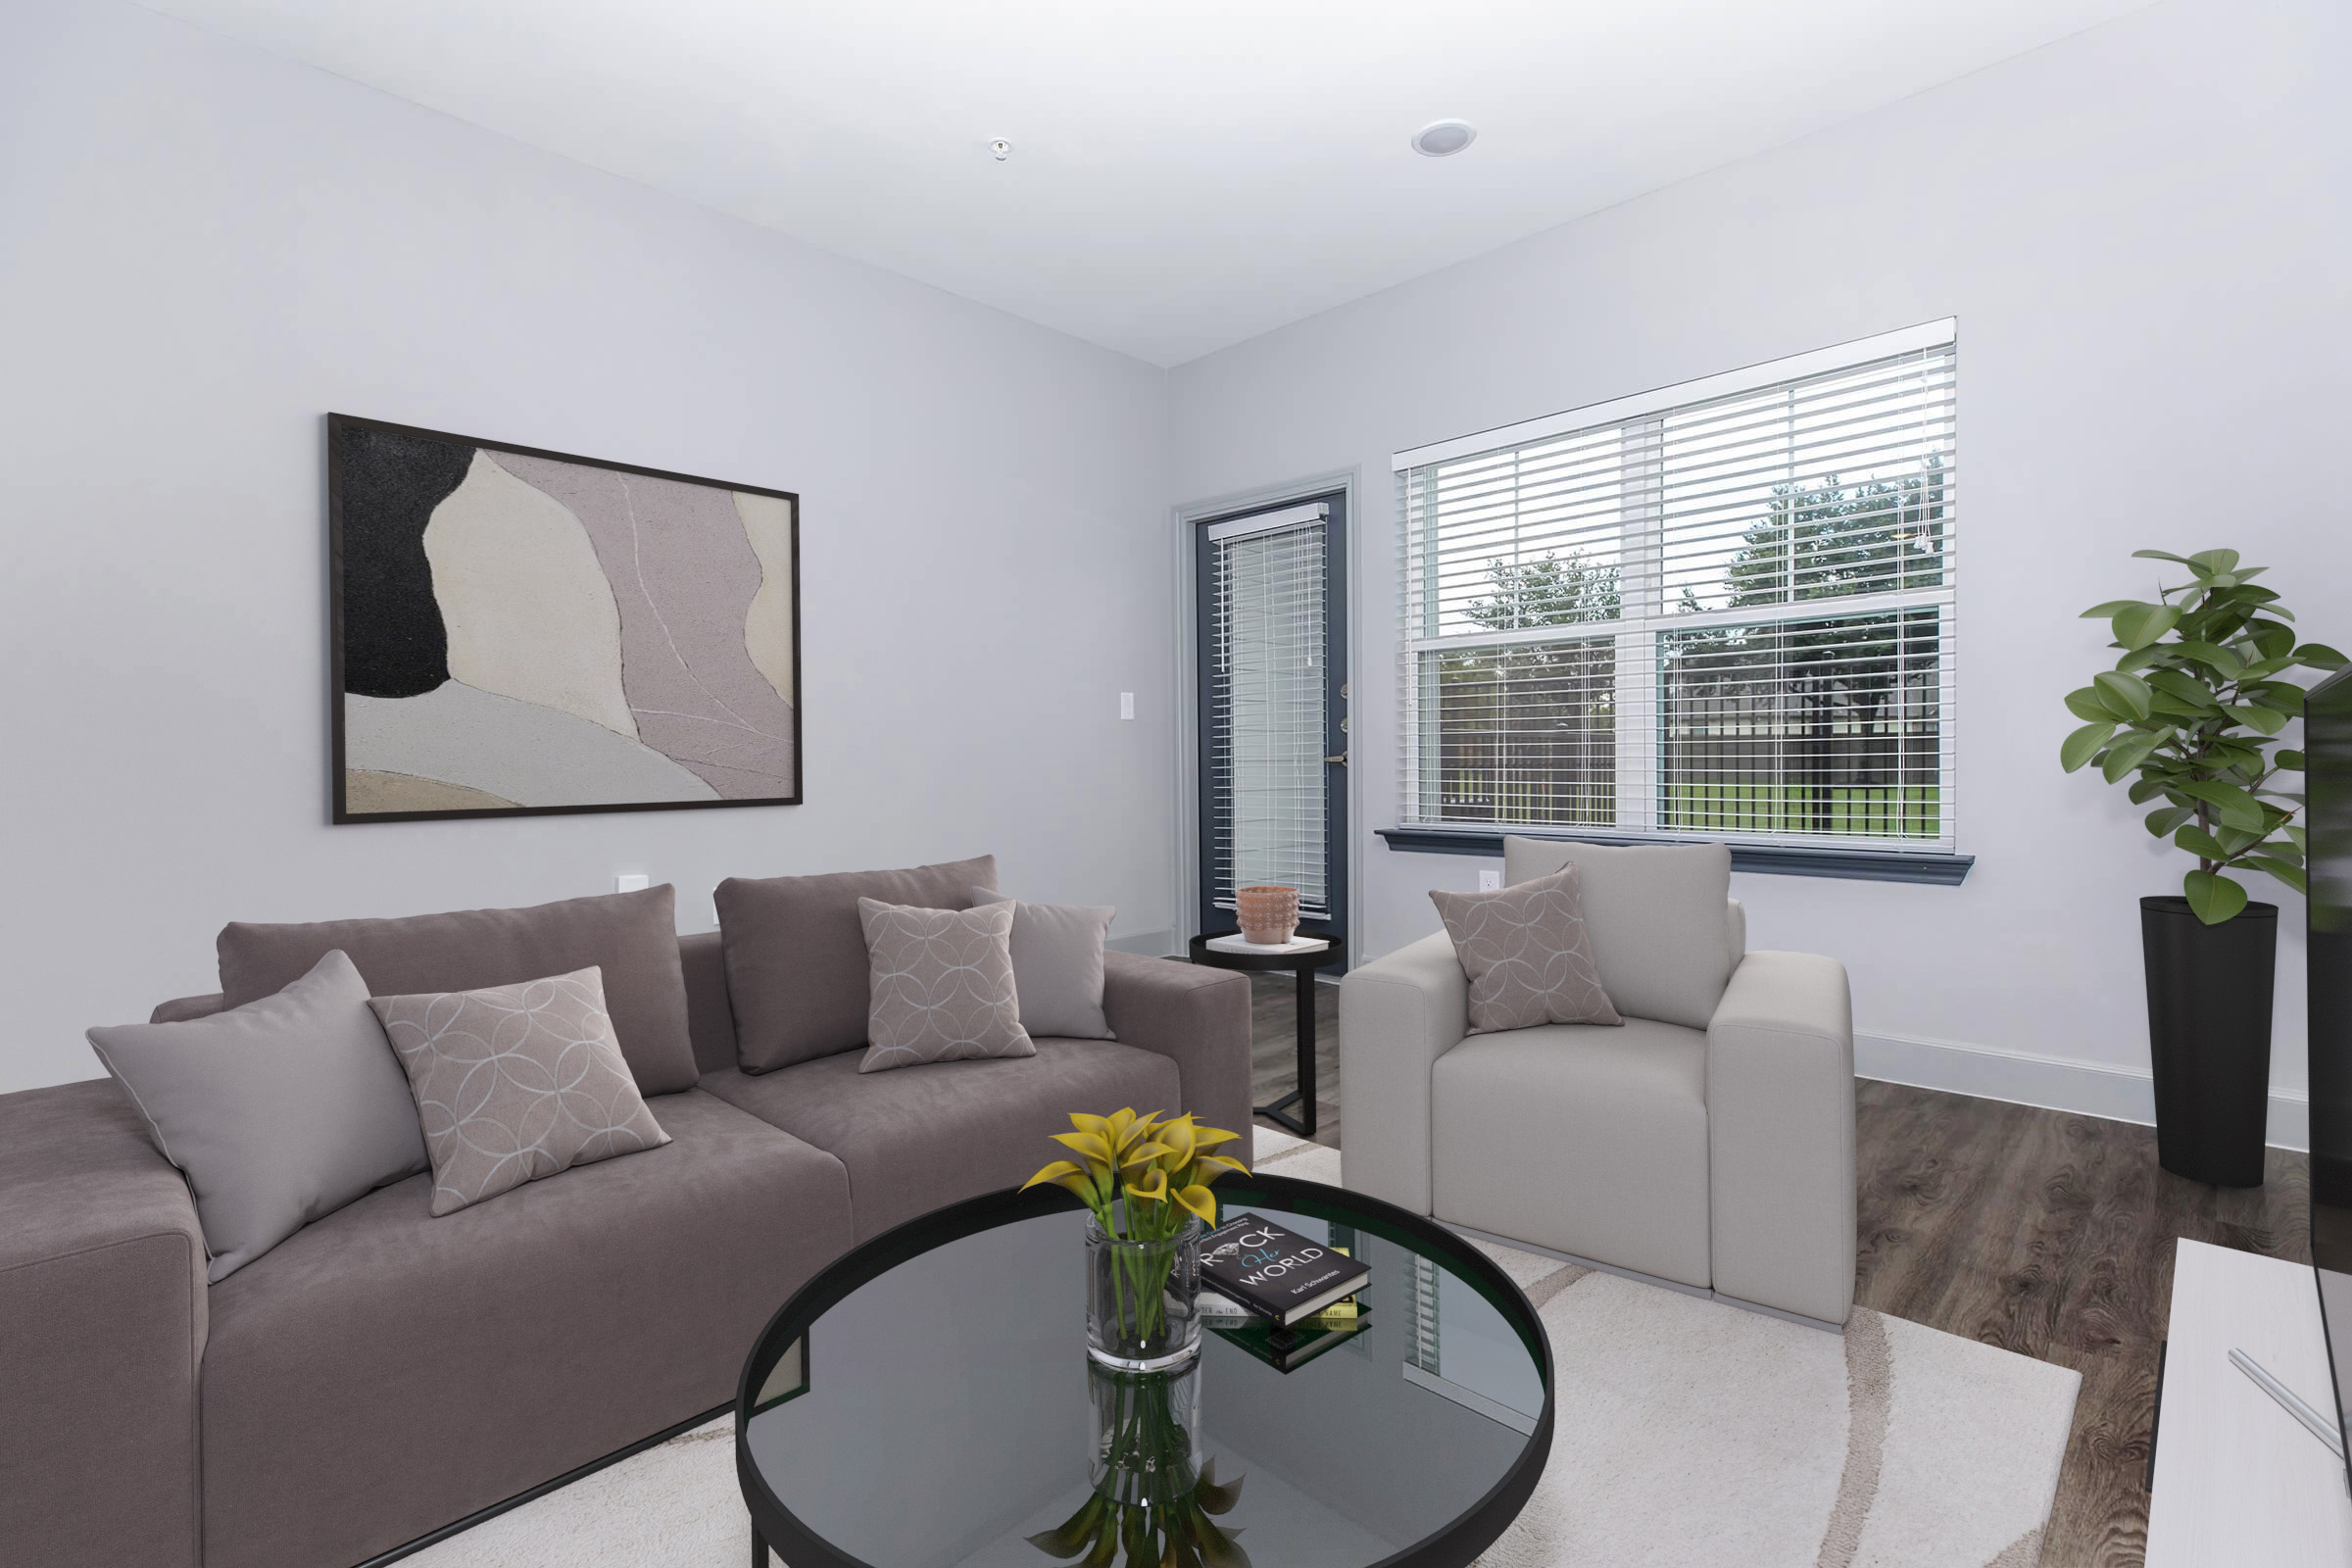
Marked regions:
[1339,836,1857,1328]
[0,920,1250,1568]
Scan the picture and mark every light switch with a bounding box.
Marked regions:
[614,873,651,894]
[1119,692,1136,720]
[1477,869,1502,892]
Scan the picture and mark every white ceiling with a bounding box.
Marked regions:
[143,0,2154,366]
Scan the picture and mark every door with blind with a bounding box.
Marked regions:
[1196,495,1348,943]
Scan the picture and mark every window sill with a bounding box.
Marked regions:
[1374,826,1974,886]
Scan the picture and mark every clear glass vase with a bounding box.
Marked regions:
[1084,1209,1202,1370]
[1087,1356,1201,1505]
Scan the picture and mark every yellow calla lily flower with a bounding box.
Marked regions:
[1188,1123,1244,1150]
[1052,1131,1116,1169]
[1126,1166,1169,1204]
[1171,1183,1218,1225]
[1192,1152,1249,1180]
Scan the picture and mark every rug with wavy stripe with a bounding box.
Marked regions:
[408,1129,2076,1568]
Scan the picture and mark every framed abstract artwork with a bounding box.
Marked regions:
[327,414,802,822]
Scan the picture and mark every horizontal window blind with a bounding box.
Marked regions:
[1207,509,1331,916]
[1397,323,1956,852]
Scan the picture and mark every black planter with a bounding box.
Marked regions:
[2142,895,2278,1187]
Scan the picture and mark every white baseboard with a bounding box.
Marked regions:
[1855,1030,2310,1153]
[1106,929,1178,956]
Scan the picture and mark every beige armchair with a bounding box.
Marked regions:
[1339,836,1857,1327]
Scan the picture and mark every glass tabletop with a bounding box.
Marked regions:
[740,1176,1551,1568]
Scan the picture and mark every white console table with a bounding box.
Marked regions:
[2147,1239,2352,1565]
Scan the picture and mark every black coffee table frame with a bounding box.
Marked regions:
[1187,931,1346,1138]
[736,1171,1551,1568]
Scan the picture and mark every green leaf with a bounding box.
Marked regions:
[2188,549,2242,576]
[2247,620,2297,660]
[2113,603,2180,649]
[2175,641,2246,678]
[2174,824,2229,860]
[2129,774,2173,805]
[2177,779,2267,830]
[2065,686,2122,722]
[2060,721,2116,773]
[2101,731,2159,783]
[2237,856,2307,896]
[2296,641,2351,670]
[2092,670,2154,718]
[2145,668,2220,709]
[2144,805,2195,838]
[2132,550,2195,565]
[2082,599,2151,618]
[2183,869,2250,924]
[2287,825,2308,851]
[2223,703,2290,735]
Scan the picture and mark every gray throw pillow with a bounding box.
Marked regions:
[369,966,671,1216]
[86,950,429,1282]
[1430,866,1624,1035]
[856,897,1034,1073]
[970,887,1115,1040]
[1499,837,1735,1029]
[217,884,699,1095]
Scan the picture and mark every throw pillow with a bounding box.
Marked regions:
[368,966,671,1216]
[970,887,1115,1040]
[1499,837,1736,1029]
[716,855,998,1073]
[217,884,699,1094]
[856,897,1034,1073]
[85,950,430,1282]
[1430,866,1624,1035]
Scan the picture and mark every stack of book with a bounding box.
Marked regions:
[1199,1213,1371,1372]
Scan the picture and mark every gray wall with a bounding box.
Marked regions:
[0,0,1176,1093]
[1168,0,2352,1133]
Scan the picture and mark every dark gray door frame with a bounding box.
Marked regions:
[1192,490,1350,953]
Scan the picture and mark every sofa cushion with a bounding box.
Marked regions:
[1499,838,1736,1029]
[216,884,699,1094]
[195,1089,851,1568]
[1431,1017,1711,1288]
[716,855,996,1073]
[87,950,429,1280]
[369,966,672,1215]
[1429,865,1622,1034]
[699,1038,1179,1242]
[857,898,1031,1072]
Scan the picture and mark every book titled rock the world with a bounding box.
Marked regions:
[1200,1213,1370,1327]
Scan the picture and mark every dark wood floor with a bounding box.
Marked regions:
[1242,978,2311,1568]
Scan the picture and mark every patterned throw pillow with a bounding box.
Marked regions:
[856,897,1035,1073]
[1429,866,1625,1035]
[368,966,671,1215]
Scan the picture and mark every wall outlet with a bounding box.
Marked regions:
[614,873,651,894]
[1119,692,1136,720]
[1477,869,1502,892]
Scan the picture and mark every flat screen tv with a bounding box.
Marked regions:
[2308,664,2352,1487]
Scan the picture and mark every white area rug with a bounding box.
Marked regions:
[410,1130,2077,1568]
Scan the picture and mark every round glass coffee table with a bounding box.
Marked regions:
[736,1172,1551,1568]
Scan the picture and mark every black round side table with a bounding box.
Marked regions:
[1186,932,1345,1138]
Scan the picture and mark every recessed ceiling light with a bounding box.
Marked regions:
[988,138,1012,162]
[1412,121,1478,158]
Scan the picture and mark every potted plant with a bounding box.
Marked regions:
[1024,1108,1247,1369]
[2061,548,2345,1185]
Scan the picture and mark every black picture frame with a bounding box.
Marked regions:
[326,413,803,824]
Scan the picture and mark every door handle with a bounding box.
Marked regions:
[1324,753,1348,766]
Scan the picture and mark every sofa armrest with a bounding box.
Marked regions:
[1102,952,1253,1143]
[0,1079,206,1568]
[1705,952,1856,1325]
[1337,931,1469,1214]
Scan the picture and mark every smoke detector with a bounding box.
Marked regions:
[988,138,1012,162]
[1411,121,1478,158]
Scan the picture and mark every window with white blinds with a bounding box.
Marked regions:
[1206,506,1331,917]
[1396,321,1956,852]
